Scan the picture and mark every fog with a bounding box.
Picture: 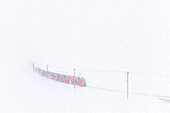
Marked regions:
[0,0,170,112]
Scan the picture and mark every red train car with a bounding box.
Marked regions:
[34,67,86,87]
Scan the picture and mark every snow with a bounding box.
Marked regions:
[0,0,170,113]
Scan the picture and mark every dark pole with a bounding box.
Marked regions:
[74,68,76,88]
[47,65,49,78]
[33,64,35,72]
[47,65,49,72]
[127,72,129,99]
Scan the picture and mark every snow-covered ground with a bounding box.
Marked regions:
[0,0,170,113]
[0,59,170,113]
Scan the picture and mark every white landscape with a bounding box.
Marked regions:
[0,0,170,113]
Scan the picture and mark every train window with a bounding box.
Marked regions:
[51,74,56,77]
[80,80,85,83]
[73,79,79,83]
[60,77,68,80]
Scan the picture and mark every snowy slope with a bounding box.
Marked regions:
[0,59,170,113]
[1,0,170,113]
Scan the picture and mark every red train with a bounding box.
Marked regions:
[34,67,86,87]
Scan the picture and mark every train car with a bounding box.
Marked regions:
[48,72,59,80]
[70,77,86,87]
[34,67,86,87]
[58,75,70,83]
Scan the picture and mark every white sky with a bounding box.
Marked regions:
[1,0,170,74]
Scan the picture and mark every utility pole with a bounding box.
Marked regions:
[127,72,129,99]
[74,68,76,88]
[33,64,35,72]
[47,65,49,72]
[47,65,49,78]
